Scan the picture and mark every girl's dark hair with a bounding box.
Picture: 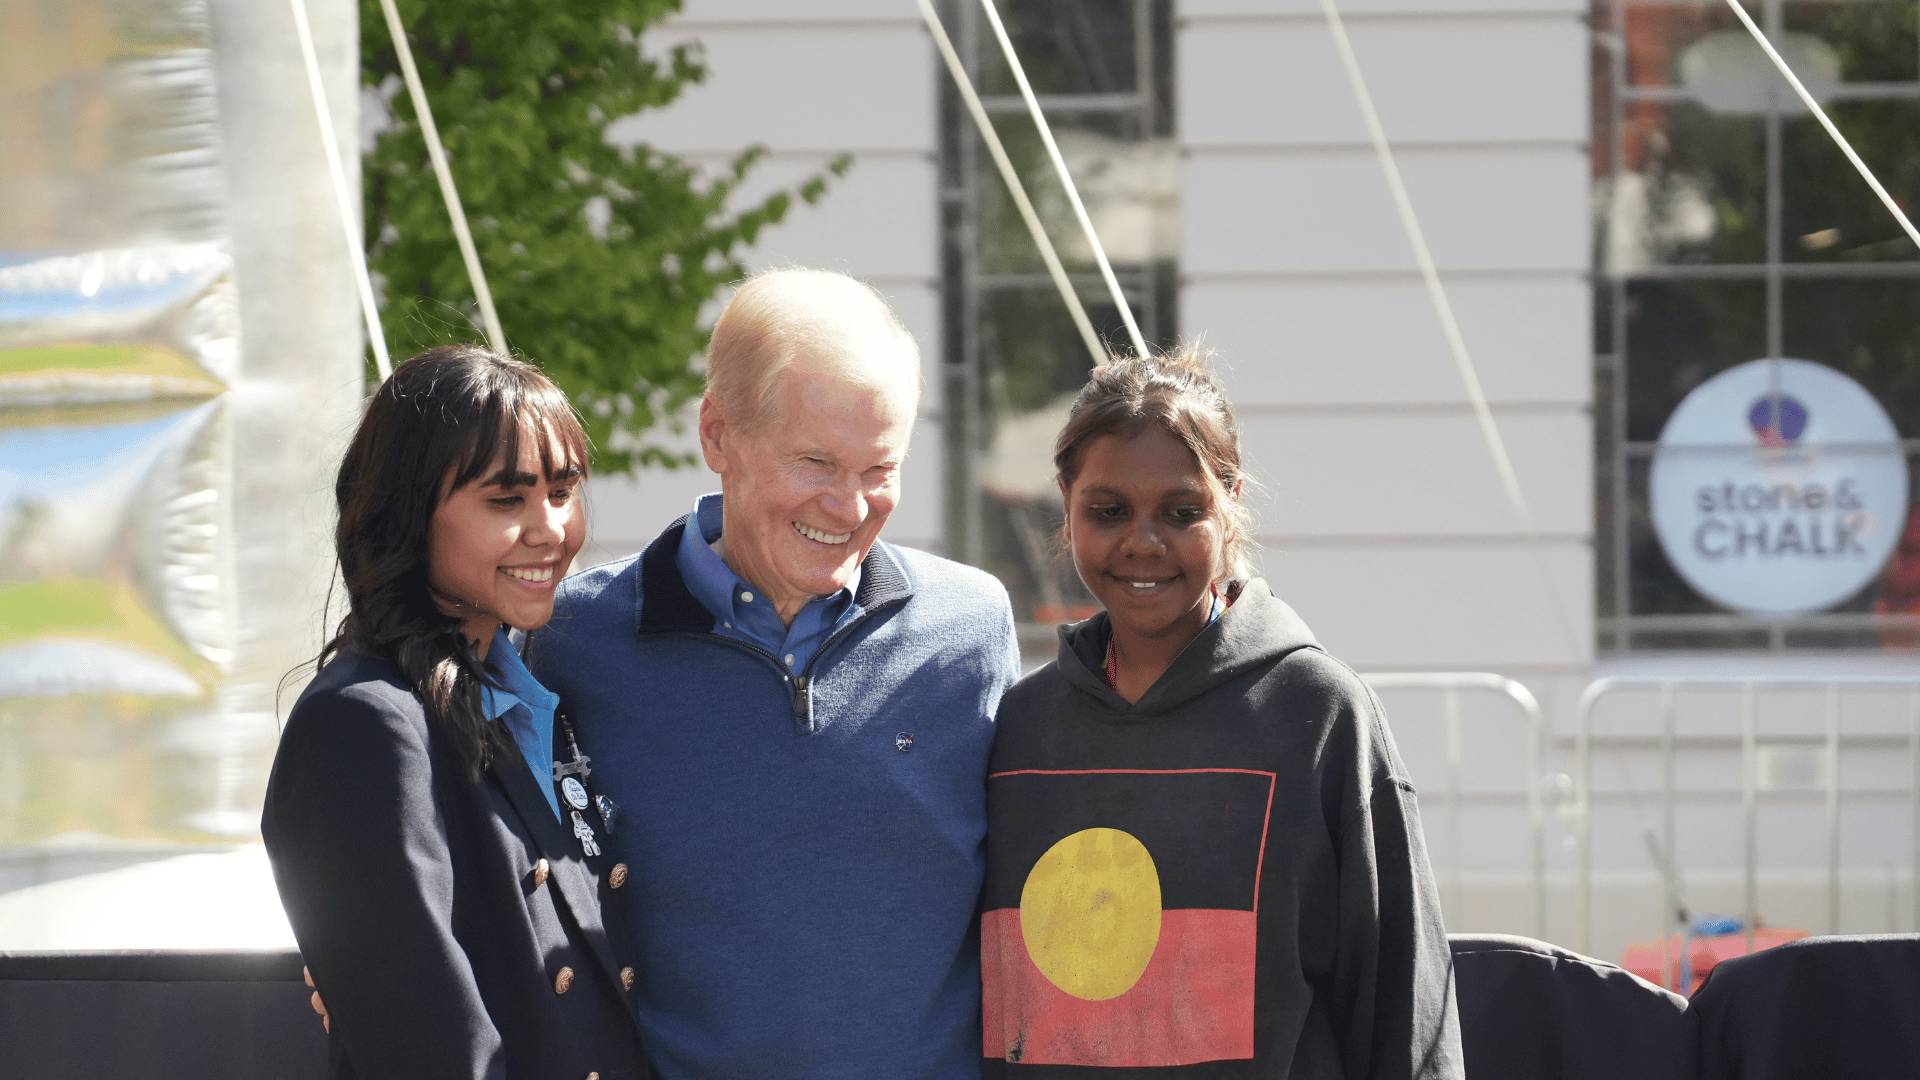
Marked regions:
[320,345,590,782]
[1054,345,1252,581]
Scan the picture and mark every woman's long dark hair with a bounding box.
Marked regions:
[320,345,591,782]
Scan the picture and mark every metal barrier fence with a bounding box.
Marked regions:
[1363,673,1546,939]
[1574,675,1920,955]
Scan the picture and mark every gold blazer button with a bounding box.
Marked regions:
[553,966,574,994]
[608,863,628,889]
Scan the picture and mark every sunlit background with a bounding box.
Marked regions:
[0,0,361,946]
[4,0,1920,974]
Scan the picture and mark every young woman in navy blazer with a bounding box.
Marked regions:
[264,346,647,1080]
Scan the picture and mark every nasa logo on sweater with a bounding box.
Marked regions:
[1649,358,1907,615]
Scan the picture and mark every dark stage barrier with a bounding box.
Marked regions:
[0,949,325,1080]
[1450,933,1692,1080]
[1692,934,1920,1080]
[5,935,1920,1078]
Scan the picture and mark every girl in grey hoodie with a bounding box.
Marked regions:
[981,349,1463,1080]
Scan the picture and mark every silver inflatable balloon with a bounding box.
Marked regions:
[0,0,362,892]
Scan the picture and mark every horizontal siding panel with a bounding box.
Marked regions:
[1187,276,1589,406]
[1181,18,1587,146]
[1182,147,1588,274]
[1254,541,1593,667]
[613,25,932,153]
[1239,409,1593,536]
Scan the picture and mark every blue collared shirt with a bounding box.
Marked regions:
[482,627,561,820]
[675,492,862,674]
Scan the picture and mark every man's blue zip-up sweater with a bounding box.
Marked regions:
[526,518,1021,1080]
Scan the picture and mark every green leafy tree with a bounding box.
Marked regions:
[361,0,848,471]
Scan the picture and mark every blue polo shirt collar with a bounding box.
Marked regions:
[676,493,861,673]
[482,627,562,821]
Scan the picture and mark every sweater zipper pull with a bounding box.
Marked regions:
[791,675,812,723]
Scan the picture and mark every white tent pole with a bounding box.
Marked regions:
[1723,0,1920,251]
[975,0,1150,360]
[291,0,392,380]
[374,0,508,354]
[1321,0,1580,656]
[915,0,1106,369]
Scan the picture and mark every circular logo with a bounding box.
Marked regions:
[561,775,590,811]
[1649,358,1907,614]
[1018,827,1161,1001]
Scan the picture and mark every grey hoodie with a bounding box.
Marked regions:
[981,579,1463,1079]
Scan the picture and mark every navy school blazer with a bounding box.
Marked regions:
[263,649,647,1080]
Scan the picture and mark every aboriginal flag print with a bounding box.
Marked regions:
[983,768,1275,1069]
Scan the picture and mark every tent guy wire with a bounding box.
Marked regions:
[290,0,392,380]
[975,0,1151,361]
[916,0,1107,369]
[1320,0,1581,659]
[375,0,508,356]
[1722,0,1920,253]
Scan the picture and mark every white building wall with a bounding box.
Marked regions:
[1179,0,1920,961]
[1178,0,1592,671]
[586,0,942,564]
[1177,0,1596,940]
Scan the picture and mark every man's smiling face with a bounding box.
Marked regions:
[699,355,917,624]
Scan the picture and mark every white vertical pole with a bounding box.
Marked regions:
[1826,684,1841,933]
[1443,687,1462,915]
[1742,684,1759,953]
[1661,683,1678,990]
[1576,683,1598,953]
[1910,687,1919,931]
[1521,682,1544,940]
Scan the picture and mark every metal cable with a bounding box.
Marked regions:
[291,0,392,380]
[1724,0,1920,251]
[975,0,1150,360]
[374,0,507,355]
[916,0,1106,368]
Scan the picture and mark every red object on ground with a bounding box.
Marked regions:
[1620,926,1809,995]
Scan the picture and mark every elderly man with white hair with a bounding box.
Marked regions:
[527,269,1021,1079]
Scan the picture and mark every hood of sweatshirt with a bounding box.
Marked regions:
[1055,578,1321,719]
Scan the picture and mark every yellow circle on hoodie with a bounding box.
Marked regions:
[1019,827,1162,1000]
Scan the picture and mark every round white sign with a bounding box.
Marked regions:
[1649,358,1907,615]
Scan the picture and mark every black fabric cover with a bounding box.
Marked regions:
[1690,934,1920,1079]
[1449,934,1691,1080]
[0,948,325,1079]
